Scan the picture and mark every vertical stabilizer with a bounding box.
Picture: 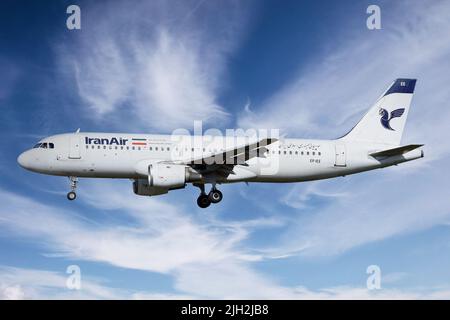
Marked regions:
[340,79,416,145]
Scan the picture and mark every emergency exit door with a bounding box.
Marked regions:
[334,143,346,167]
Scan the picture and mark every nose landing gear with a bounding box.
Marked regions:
[67,176,78,201]
[195,183,223,208]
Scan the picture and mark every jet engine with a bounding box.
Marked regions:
[133,164,202,196]
[133,179,169,196]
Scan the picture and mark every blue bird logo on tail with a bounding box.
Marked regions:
[379,108,405,131]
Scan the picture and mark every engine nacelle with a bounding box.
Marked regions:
[133,179,168,196]
[149,163,202,188]
[133,164,202,196]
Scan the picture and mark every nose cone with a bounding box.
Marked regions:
[17,151,31,170]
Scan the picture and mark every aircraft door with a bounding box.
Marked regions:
[334,143,346,167]
[69,135,82,159]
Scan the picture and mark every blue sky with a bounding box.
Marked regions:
[1,0,450,299]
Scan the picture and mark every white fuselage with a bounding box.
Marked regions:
[17,132,423,184]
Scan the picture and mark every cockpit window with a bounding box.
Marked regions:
[33,142,54,149]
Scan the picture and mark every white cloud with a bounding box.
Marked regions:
[274,158,450,257]
[0,56,21,103]
[281,181,350,210]
[60,0,250,131]
[0,266,118,299]
[1,182,450,299]
[0,184,258,273]
[0,184,289,298]
[238,0,450,159]
[5,0,450,299]
[1,285,25,300]
[1,264,449,300]
[236,0,450,258]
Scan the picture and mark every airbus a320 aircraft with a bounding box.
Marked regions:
[18,79,423,208]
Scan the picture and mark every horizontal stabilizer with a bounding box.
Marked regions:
[370,144,423,157]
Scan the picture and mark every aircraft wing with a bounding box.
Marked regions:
[180,137,278,167]
[370,144,423,157]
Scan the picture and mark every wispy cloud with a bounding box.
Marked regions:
[0,265,196,299]
[236,0,450,258]
[2,264,449,300]
[238,0,450,157]
[2,182,450,299]
[4,0,450,299]
[0,184,287,298]
[0,56,21,103]
[59,0,250,131]
[0,265,120,299]
[281,181,350,210]
[0,185,256,273]
[272,156,450,257]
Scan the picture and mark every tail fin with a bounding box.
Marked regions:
[340,79,416,145]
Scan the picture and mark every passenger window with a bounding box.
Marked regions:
[307,152,309,155]
[295,151,298,155]
[301,151,304,155]
[312,152,315,156]
[318,152,321,156]
[149,147,152,151]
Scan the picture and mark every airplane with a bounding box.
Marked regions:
[17,79,424,208]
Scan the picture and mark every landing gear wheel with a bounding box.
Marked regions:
[209,189,223,204]
[67,191,77,201]
[67,176,78,201]
[197,194,211,208]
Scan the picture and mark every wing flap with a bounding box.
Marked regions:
[183,138,277,166]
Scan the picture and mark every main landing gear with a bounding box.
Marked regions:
[195,184,223,208]
[67,176,78,201]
